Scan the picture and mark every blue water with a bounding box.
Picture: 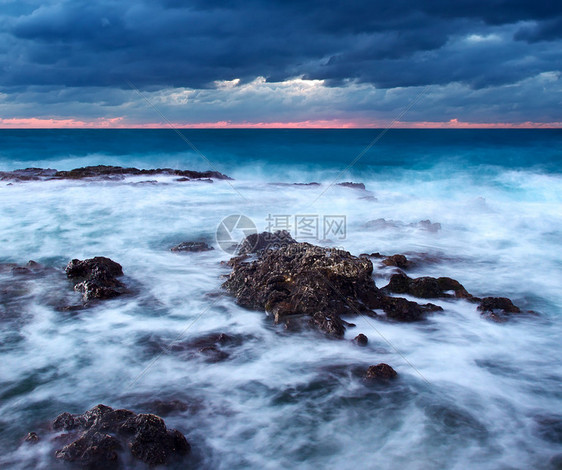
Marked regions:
[0,130,561,469]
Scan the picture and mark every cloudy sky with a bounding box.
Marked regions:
[1,0,561,128]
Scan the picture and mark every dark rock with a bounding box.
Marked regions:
[24,432,39,443]
[364,218,401,230]
[120,414,190,465]
[382,254,410,269]
[353,334,368,346]
[51,404,189,467]
[478,297,521,321]
[223,241,382,336]
[55,430,122,468]
[0,166,231,182]
[171,241,214,252]
[223,235,442,336]
[237,230,297,255]
[144,400,190,417]
[365,363,398,379]
[337,182,366,190]
[65,257,125,301]
[384,272,473,299]
[380,296,443,322]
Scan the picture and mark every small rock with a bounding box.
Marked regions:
[171,241,214,252]
[65,257,125,301]
[365,363,398,379]
[353,334,368,346]
[24,432,39,443]
[382,254,410,269]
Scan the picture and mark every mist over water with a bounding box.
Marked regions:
[0,130,561,469]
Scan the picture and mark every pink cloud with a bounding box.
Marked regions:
[1,117,560,129]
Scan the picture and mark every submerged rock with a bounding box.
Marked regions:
[171,241,214,253]
[381,254,410,269]
[337,182,366,190]
[65,257,126,301]
[51,404,190,467]
[477,296,521,322]
[365,363,398,379]
[353,334,369,346]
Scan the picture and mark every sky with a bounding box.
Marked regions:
[0,0,561,128]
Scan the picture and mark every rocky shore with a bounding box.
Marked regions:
[5,229,526,468]
[0,165,231,182]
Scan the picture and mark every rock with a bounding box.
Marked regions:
[223,240,381,336]
[55,431,122,468]
[353,334,368,346]
[382,254,410,269]
[237,230,297,255]
[380,296,443,322]
[337,182,366,190]
[24,432,39,443]
[171,241,214,252]
[0,166,231,182]
[65,257,125,301]
[384,272,473,299]
[416,219,441,232]
[223,234,441,336]
[477,297,521,322]
[365,363,397,379]
[120,414,190,465]
[51,404,189,467]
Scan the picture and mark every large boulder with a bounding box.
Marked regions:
[52,404,190,467]
[223,234,442,336]
[65,257,125,301]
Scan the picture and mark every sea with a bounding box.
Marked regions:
[0,129,561,469]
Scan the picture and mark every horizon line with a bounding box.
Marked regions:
[0,117,561,129]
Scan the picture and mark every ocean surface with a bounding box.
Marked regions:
[0,129,561,469]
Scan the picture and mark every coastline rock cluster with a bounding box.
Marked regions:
[0,165,231,182]
[48,404,189,467]
[223,232,523,336]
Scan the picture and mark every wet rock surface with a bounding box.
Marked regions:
[477,296,521,322]
[237,230,297,255]
[365,363,398,380]
[50,404,190,467]
[65,257,126,302]
[384,272,474,300]
[0,165,231,182]
[171,241,214,253]
[223,232,447,336]
[365,218,441,232]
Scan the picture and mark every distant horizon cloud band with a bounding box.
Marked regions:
[0,1,561,128]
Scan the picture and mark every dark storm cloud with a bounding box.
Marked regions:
[2,0,561,91]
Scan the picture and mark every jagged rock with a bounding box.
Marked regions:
[477,297,521,321]
[353,334,369,346]
[51,404,189,468]
[65,257,125,301]
[0,165,231,182]
[382,254,410,269]
[365,363,398,379]
[380,296,443,322]
[223,234,442,336]
[337,182,366,190]
[171,241,214,252]
[24,432,39,443]
[237,230,297,255]
[384,272,473,299]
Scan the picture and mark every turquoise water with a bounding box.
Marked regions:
[0,130,561,469]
